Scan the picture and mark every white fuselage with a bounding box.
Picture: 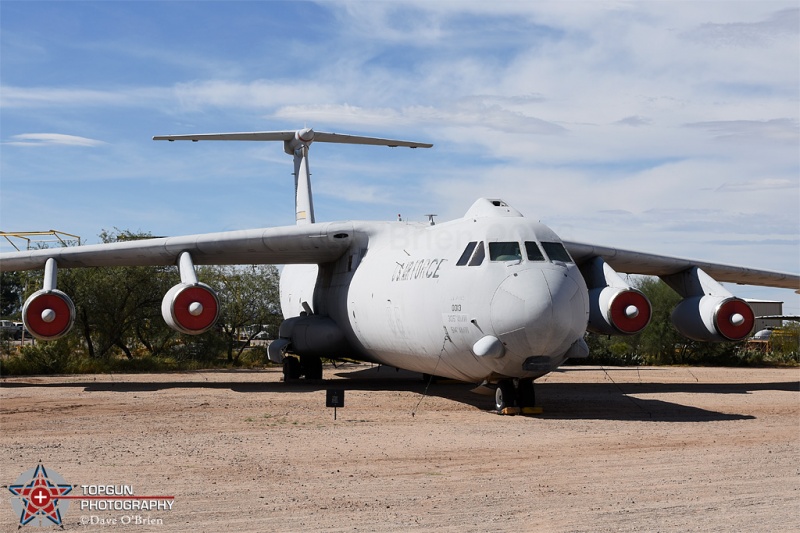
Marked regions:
[280,200,590,382]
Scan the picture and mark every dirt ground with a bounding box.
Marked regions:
[1,364,798,532]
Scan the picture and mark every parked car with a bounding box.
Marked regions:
[0,320,22,340]
[253,330,272,340]
[13,322,30,339]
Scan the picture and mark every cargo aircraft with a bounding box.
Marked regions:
[2,128,798,412]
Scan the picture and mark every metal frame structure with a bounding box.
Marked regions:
[0,230,81,251]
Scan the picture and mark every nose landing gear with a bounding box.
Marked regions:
[495,378,537,414]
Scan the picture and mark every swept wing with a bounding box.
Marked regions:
[0,222,355,272]
[564,240,799,291]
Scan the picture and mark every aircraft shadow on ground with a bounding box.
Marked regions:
[2,365,796,422]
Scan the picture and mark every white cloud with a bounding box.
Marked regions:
[272,101,565,136]
[1,1,797,309]
[5,133,106,147]
[171,80,332,112]
[714,178,799,192]
[682,7,799,47]
[685,119,799,143]
[0,85,170,108]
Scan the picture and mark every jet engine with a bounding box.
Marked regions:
[160,252,220,334]
[23,289,76,341]
[671,295,754,342]
[22,258,76,341]
[161,282,219,335]
[581,256,651,335]
[587,286,651,335]
[662,267,756,342]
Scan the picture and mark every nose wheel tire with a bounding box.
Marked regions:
[495,379,536,412]
[495,380,516,411]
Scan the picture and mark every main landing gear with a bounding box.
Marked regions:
[494,378,536,413]
[282,355,323,381]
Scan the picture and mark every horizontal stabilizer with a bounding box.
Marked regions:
[312,131,432,148]
[153,128,432,148]
[153,131,296,142]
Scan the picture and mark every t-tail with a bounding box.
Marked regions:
[153,128,432,225]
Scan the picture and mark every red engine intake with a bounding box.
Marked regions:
[672,296,755,342]
[22,289,76,341]
[161,283,220,335]
[587,287,652,335]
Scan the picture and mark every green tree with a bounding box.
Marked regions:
[0,271,23,318]
[633,276,683,364]
[59,229,179,359]
[200,264,281,362]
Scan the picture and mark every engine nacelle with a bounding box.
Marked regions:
[22,289,76,341]
[277,315,351,358]
[671,296,755,342]
[587,287,652,335]
[161,283,219,335]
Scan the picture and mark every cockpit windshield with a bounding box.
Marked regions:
[468,242,486,266]
[456,242,477,266]
[524,242,545,261]
[489,242,521,262]
[456,239,572,266]
[541,242,573,263]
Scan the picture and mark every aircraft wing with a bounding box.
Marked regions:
[563,240,799,291]
[0,222,355,271]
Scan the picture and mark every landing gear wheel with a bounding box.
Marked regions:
[495,379,516,411]
[283,356,301,381]
[302,356,323,380]
[517,379,536,408]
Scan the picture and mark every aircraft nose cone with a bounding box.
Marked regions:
[490,267,585,357]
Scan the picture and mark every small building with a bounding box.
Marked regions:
[745,300,784,334]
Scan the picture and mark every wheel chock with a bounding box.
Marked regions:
[520,407,543,415]
[498,407,521,416]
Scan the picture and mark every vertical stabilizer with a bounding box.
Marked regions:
[293,144,315,225]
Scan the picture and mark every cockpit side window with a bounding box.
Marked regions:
[468,241,486,266]
[524,242,545,261]
[541,242,573,263]
[456,242,477,266]
[489,242,522,262]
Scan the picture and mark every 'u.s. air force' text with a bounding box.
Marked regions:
[392,259,447,281]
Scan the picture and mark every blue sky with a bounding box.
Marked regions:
[1,1,798,313]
